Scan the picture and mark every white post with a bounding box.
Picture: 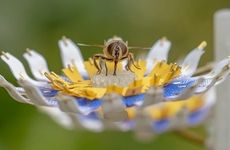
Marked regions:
[212,9,230,150]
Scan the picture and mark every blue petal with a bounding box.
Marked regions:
[117,120,135,131]
[164,77,196,99]
[122,94,145,107]
[187,108,209,125]
[79,112,100,120]
[39,87,58,97]
[44,98,58,106]
[152,119,170,133]
[74,94,145,114]
[77,112,103,131]
[75,97,102,114]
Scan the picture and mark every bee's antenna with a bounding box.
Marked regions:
[128,46,151,50]
[77,42,151,50]
[77,43,104,48]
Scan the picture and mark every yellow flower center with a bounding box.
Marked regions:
[45,60,181,100]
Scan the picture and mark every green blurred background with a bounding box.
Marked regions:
[0,0,229,150]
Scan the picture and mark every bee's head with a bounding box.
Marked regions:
[104,36,128,59]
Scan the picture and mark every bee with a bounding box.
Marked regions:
[93,37,140,76]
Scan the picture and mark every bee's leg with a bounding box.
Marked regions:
[101,60,108,76]
[125,57,134,73]
[98,58,109,76]
[98,57,103,70]
[113,60,118,76]
[94,54,113,75]
[104,61,108,76]
[128,53,141,69]
[93,54,103,74]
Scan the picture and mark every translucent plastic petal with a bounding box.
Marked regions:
[17,79,58,106]
[0,74,31,104]
[1,52,45,86]
[23,50,49,81]
[181,45,205,76]
[146,38,171,74]
[58,37,88,77]
[77,113,104,132]
[38,106,73,129]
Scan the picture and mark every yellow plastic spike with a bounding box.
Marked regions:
[96,107,104,118]
[129,60,146,79]
[64,80,92,89]
[184,96,204,112]
[124,86,144,96]
[44,72,69,90]
[125,107,136,119]
[106,85,127,95]
[148,61,181,86]
[198,41,207,49]
[162,102,185,118]
[128,79,144,87]
[62,65,83,82]
[84,60,98,78]
[46,60,181,100]
[145,95,204,120]
[65,87,107,100]
[45,71,107,100]
[104,78,150,97]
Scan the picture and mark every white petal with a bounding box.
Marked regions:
[146,38,171,74]
[77,114,103,132]
[181,42,206,76]
[143,87,164,106]
[115,122,133,131]
[23,49,49,81]
[203,87,216,108]
[1,52,45,86]
[101,94,128,121]
[56,95,81,113]
[205,58,230,78]
[0,74,32,104]
[58,37,88,77]
[194,58,230,93]
[17,79,57,106]
[1,52,30,80]
[38,106,74,130]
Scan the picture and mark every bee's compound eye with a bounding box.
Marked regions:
[118,42,128,55]
[107,43,116,56]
